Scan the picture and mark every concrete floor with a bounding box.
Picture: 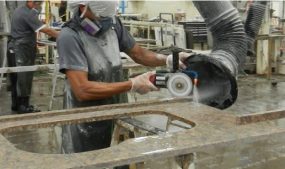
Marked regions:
[228,75,285,115]
[0,76,64,116]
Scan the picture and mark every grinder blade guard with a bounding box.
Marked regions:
[150,71,195,97]
[150,49,198,98]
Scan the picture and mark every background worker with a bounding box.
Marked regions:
[57,1,189,153]
[7,0,59,113]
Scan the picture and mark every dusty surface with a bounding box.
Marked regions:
[0,99,285,168]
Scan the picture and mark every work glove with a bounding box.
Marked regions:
[166,52,192,70]
[130,72,158,95]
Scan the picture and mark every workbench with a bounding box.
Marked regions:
[256,34,285,79]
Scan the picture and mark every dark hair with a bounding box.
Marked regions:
[26,1,43,4]
[33,1,43,4]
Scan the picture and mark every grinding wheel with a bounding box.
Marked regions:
[167,73,193,97]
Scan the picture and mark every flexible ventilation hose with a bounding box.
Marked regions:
[184,1,266,109]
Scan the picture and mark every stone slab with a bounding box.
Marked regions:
[0,98,284,168]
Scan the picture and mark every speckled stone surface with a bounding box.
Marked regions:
[0,98,285,168]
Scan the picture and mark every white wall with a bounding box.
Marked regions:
[124,1,201,21]
[271,1,284,18]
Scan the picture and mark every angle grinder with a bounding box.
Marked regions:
[149,49,198,97]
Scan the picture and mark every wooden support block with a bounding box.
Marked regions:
[175,153,195,169]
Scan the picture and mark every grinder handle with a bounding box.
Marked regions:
[172,49,180,72]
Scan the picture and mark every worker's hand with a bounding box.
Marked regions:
[130,72,158,95]
[166,52,191,69]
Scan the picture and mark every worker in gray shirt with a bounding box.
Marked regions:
[7,0,59,114]
[57,1,190,153]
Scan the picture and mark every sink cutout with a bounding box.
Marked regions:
[2,113,195,154]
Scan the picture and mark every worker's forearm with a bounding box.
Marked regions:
[40,27,59,38]
[75,80,132,101]
[47,29,59,38]
[138,48,166,67]
[129,46,166,67]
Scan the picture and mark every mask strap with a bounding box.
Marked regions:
[80,5,88,18]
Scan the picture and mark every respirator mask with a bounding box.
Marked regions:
[79,1,118,36]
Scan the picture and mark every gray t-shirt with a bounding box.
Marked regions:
[57,18,136,74]
[11,5,44,39]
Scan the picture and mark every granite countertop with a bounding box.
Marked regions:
[0,98,285,168]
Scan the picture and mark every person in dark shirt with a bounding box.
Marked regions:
[7,0,59,113]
